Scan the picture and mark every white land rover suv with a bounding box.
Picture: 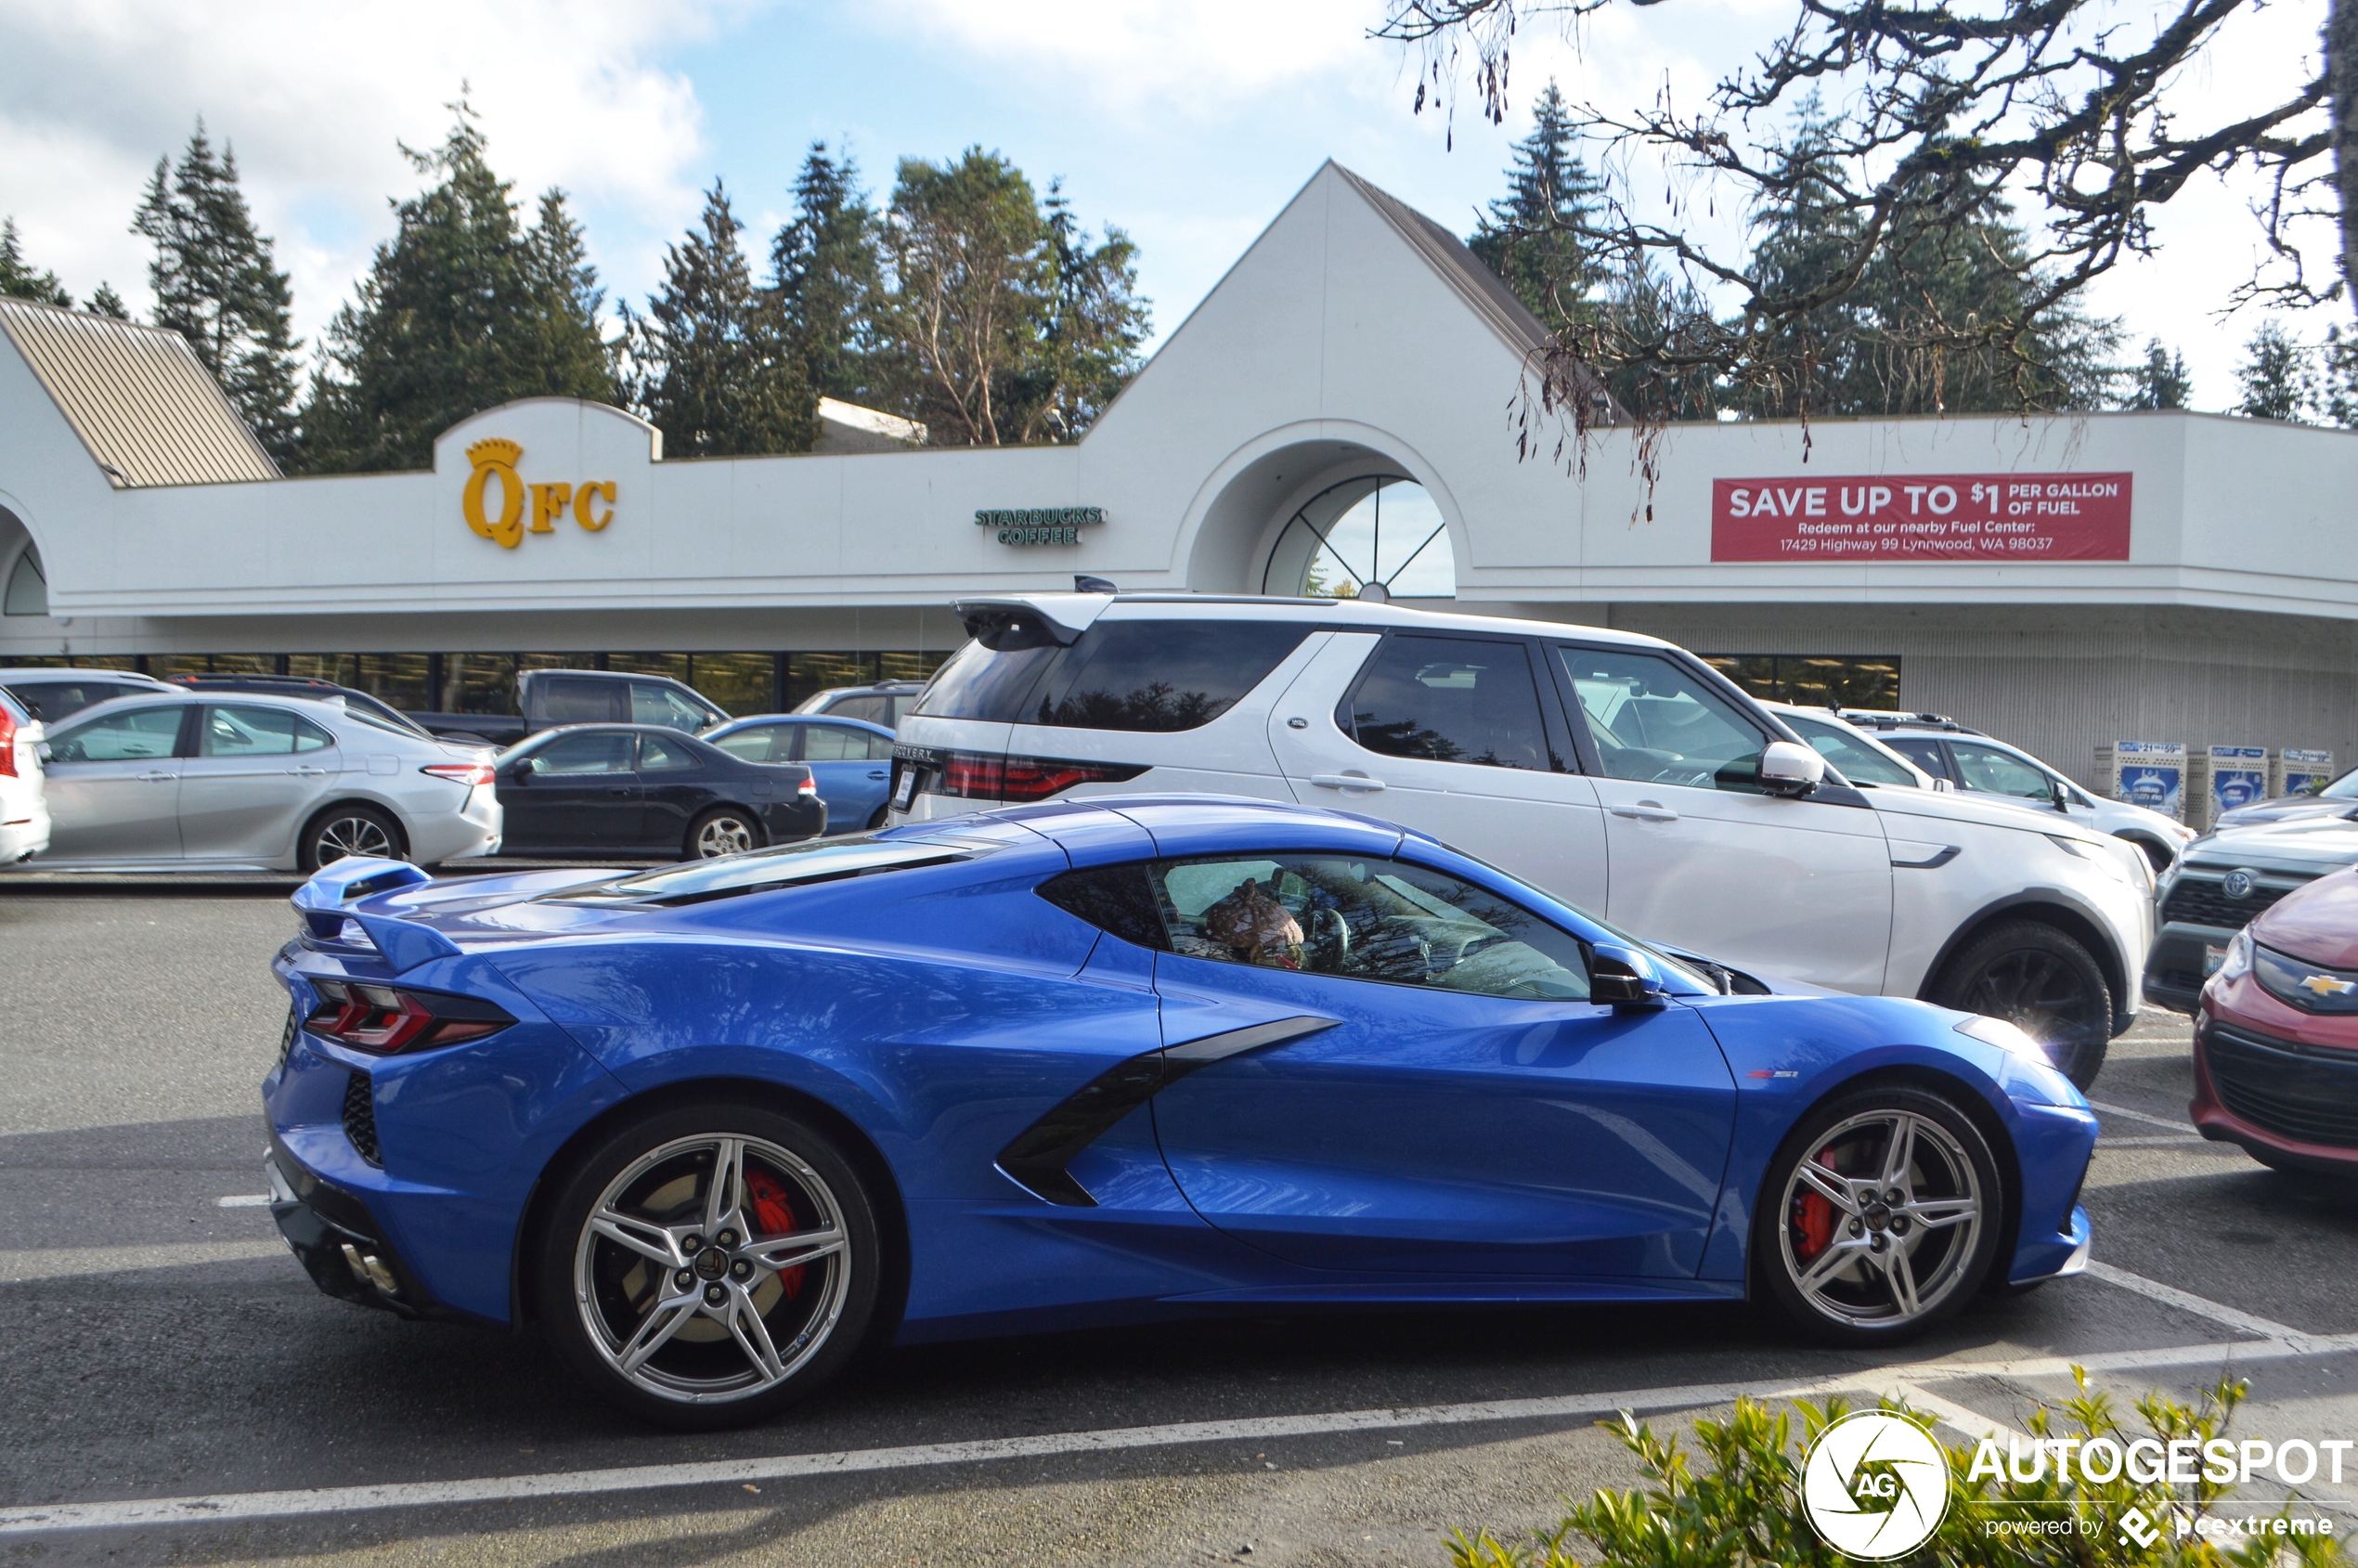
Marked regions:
[890,592,2153,1086]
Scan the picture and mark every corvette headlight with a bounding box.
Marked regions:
[1954,1014,2054,1066]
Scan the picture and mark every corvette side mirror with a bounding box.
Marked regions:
[1591,943,1668,1010]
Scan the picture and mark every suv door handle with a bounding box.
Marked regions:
[136,771,177,783]
[286,766,329,777]
[1309,772,1385,792]
[1610,800,1680,823]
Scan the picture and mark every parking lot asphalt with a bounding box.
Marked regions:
[6,887,2358,1566]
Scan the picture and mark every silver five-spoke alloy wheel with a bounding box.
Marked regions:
[693,813,757,858]
[573,1134,852,1406]
[1775,1108,1984,1328]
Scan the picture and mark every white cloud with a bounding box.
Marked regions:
[0,0,745,342]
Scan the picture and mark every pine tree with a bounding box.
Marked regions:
[2317,325,2358,428]
[301,106,616,473]
[0,218,71,307]
[771,144,882,404]
[2236,318,2313,421]
[132,123,304,463]
[1017,179,1147,441]
[2123,339,2194,409]
[1467,82,1605,336]
[85,282,130,320]
[628,180,816,458]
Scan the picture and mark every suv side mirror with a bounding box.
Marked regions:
[1591,943,1668,1009]
[509,758,534,781]
[1756,740,1826,797]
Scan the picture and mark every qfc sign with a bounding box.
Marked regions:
[463,438,616,550]
[978,506,1105,546]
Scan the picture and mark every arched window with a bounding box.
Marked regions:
[3,544,45,617]
[1261,477,1454,600]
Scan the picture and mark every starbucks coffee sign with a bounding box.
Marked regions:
[978,506,1105,546]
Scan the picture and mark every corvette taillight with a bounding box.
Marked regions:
[305,981,513,1054]
[421,762,496,787]
[929,750,1145,804]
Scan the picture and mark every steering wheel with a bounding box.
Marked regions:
[1307,907,1351,972]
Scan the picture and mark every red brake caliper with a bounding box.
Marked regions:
[745,1168,806,1302]
[1794,1147,1839,1262]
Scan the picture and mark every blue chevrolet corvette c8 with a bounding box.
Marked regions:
[263,795,2095,1428]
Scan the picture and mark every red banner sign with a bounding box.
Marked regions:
[1710,473,2132,562]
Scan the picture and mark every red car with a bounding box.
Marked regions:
[2194,866,2358,1172]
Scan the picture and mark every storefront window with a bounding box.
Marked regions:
[687,654,780,716]
[1704,654,1901,711]
[149,654,279,679]
[1263,477,1456,600]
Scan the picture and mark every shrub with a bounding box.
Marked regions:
[1449,1370,2345,1567]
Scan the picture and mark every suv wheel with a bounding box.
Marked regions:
[1931,920,2113,1089]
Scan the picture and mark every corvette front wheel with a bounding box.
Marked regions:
[1755,1087,2003,1345]
[539,1102,879,1429]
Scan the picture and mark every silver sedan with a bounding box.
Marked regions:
[25,691,501,873]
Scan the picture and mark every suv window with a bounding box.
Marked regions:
[1026,620,1311,732]
[200,704,333,757]
[630,681,715,732]
[915,617,1312,730]
[1341,635,1551,770]
[1882,734,1949,779]
[531,732,634,774]
[5,680,146,723]
[46,704,184,761]
[827,694,891,725]
[1148,852,1589,1000]
[1782,713,1919,787]
[538,676,622,724]
[1555,647,1765,791]
[1951,740,2053,800]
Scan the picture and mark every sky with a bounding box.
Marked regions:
[0,0,2332,410]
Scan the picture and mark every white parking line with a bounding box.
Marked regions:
[6,1326,2357,1537]
[0,1241,287,1285]
[215,1195,271,1209]
[2083,1261,2326,1349]
[2086,1099,2201,1136]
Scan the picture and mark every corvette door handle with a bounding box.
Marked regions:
[1611,800,1679,823]
[1309,772,1385,792]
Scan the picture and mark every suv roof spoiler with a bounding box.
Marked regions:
[948,593,1116,645]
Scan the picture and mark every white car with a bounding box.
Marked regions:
[1763,704,1944,792]
[1846,715,2196,873]
[0,686,48,863]
[888,591,2154,1086]
[27,689,500,873]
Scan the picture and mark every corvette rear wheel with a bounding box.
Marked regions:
[540,1103,877,1428]
[1756,1087,2003,1345]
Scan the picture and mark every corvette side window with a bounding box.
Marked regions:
[1148,853,1589,1002]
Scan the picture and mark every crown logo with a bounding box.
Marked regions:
[466,437,523,469]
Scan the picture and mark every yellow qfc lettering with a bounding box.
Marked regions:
[462,439,526,549]
[461,439,615,545]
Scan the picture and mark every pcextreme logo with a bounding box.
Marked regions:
[462,438,616,550]
[1801,1409,1950,1560]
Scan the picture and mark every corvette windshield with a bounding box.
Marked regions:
[556,834,998,906]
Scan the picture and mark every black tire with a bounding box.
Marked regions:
[298,803,408,874]
[538,1099,880,1430]
[685,807,763,861]
[1930,920,2114,1090]
[864,804,889,832]
[1755,1085,2006,1346]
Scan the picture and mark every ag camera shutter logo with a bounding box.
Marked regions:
[1802,1409,1950,1559]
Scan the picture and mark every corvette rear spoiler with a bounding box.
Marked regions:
[291,858,460,972]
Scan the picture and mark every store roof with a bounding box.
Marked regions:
[0,297,278,487]
[1329,163,1554,360]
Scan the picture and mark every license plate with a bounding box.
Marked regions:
[2204,944,2227,977]
[891,767,918,810]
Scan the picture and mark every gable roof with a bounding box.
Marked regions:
[0,297,278,486]
[1328,162,1554,359]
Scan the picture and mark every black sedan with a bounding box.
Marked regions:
[494,725,825,860]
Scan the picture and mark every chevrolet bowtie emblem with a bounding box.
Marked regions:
[2300,973,2356,997]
